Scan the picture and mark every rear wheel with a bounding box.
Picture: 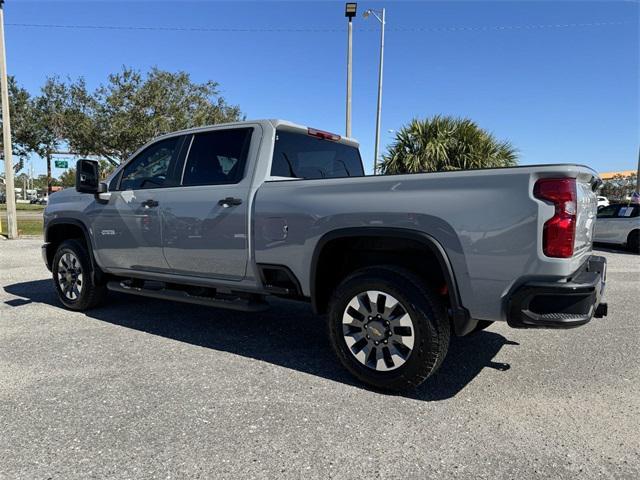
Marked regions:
[328,266,450,391]
[627,230,640,254]
[52,239,106,311]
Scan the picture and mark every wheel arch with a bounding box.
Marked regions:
[309,227,474,336]
[44,218,104,282]
[627,228,640,250]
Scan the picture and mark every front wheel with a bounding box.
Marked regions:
[328,267,450,391]
[52,239,106,311]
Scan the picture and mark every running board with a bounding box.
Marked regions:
[106,281,269,312]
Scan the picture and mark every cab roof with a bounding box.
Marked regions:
[155,119,359,148]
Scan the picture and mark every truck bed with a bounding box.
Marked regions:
[253,164,599,322]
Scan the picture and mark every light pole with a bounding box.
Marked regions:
[0,0,17,238]
[636,146,639,195]
[345,3,357,138]
[364,7,385,175]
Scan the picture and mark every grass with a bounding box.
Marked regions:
[0,203,45,211]
[0,218,43,237]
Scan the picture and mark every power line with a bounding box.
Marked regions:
[5,21,633,34]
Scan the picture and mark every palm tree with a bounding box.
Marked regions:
[380,116,518,174]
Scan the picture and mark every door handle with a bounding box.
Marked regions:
[218,197,243,207]
[141,199,159,208]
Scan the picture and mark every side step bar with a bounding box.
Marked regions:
[107,280,269,312]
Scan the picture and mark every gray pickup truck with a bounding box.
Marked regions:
[42,119,608,390]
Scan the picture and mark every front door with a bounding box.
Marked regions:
[91,135,186,272]
[160,127,256,280]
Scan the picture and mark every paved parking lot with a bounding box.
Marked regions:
[1,239,638,479]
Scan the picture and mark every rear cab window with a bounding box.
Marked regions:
[271,129,364,179]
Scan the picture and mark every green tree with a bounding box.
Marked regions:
[33,77,68,192]
[381,116,518,174]
[98,159,116,180]
[600,174,637,200]
[58,168,76,188]
[32,174,49,191]
[0,76,39,172]
[61,67,242,164]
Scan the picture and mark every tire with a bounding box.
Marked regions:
[627,230,640,254]
[328,266,450,391]
[52,239,107,311]
[469,320,494,334]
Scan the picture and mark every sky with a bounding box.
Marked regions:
[3,0,639,177]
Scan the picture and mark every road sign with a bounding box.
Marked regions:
[54,160,68,169]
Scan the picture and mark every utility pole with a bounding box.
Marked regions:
[364,7,385,175]
[0,176,4,234]
[0,0,17,238]
[345,3,357,137]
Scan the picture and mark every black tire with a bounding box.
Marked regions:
[469,320,494,334]
[627,230,640,254]
[52,239,107,311]
[328,266,450,391]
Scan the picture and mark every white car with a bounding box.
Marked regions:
[594,204,640,252]
[597,196,609,208]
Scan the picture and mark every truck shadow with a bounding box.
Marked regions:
[4,279,517,401]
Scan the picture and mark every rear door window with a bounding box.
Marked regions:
[182,128,253,186]
[271,130,364,179]
[616,205,638,218]
[597,205,620,218]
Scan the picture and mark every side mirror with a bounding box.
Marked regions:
[75,159,100,194]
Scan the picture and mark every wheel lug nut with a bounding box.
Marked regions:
[366,335,370,339]
[383,340,388,344]
[374,341,379,345]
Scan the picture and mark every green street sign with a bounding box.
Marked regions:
[54,160,68,169]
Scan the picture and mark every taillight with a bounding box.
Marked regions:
[308,127,341,141]
[534,178,577,258]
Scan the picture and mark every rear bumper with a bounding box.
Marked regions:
[507,255,607,329]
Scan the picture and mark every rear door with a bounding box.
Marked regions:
[159,126,257,280]
[595,204,639,244]
[595,205,622,243]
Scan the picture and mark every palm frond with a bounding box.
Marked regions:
[381,116,519,174]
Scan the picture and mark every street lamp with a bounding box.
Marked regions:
[345,3,357,138]
[363,7,385,175]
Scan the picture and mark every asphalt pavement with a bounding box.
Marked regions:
[1,239,638,479]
